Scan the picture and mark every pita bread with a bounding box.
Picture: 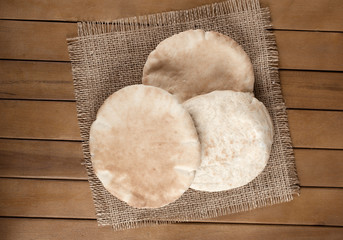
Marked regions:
[90,85,201,208]
[142,29,254,102]
[183,90,273,192]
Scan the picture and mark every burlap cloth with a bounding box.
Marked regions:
[67,0,299,230]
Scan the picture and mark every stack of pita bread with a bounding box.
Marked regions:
[90,29,274,209]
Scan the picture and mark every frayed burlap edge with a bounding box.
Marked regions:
[259,10,300,197]
[76,0,260,36]
[68,0,300,231]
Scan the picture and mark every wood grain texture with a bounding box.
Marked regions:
[0,20,342,71]
[0,178,342,226]
[1,100,342,148]
[281,71,343,111]
[0,20,76,61]
[0,100,81,140]
[2,62,342,111]
[295,149,343,188]
[0,179,95,218]
[288,110,343,149]
[275,31,343,71]
[260,0,343,32]
[1,140,342,188]
[0,0,342,31]
[0,60,74,100]
[0,139,85,179]
[1,218,343,240]
[210,188,343,226]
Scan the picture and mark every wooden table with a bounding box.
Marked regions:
[0,0,342,239]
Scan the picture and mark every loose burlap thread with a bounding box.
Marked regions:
[67,0,299,230]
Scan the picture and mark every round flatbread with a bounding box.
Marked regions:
[143,29,254,102]
[183,90,273,192]
[90,85,201,208]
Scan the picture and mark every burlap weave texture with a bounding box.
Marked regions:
[67,0,299,230]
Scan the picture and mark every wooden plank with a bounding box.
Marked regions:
[2,63,342,111]
[288,110,343,149]
[0,100,81,140]
[0,0,342,32]
[1,139,342,188]
[261,0,343,32]
[295,149,343,188]
[0,179,95,218]
[0,178,342,226]
[1,100,342,148]
[275,31,343,71]
[1,218,343,240]
[0,60,74,100]
[281,71,343,111]
[0,139,86,179]
[0,20,76,61]
[0,20,342,71]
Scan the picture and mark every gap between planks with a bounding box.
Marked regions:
[0,19,341,34]
[0,176,342,189]
[1,216,343,228]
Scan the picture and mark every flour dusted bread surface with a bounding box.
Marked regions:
[143,29,254,102]
[90,85,201,208]
[183,90,273,192]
